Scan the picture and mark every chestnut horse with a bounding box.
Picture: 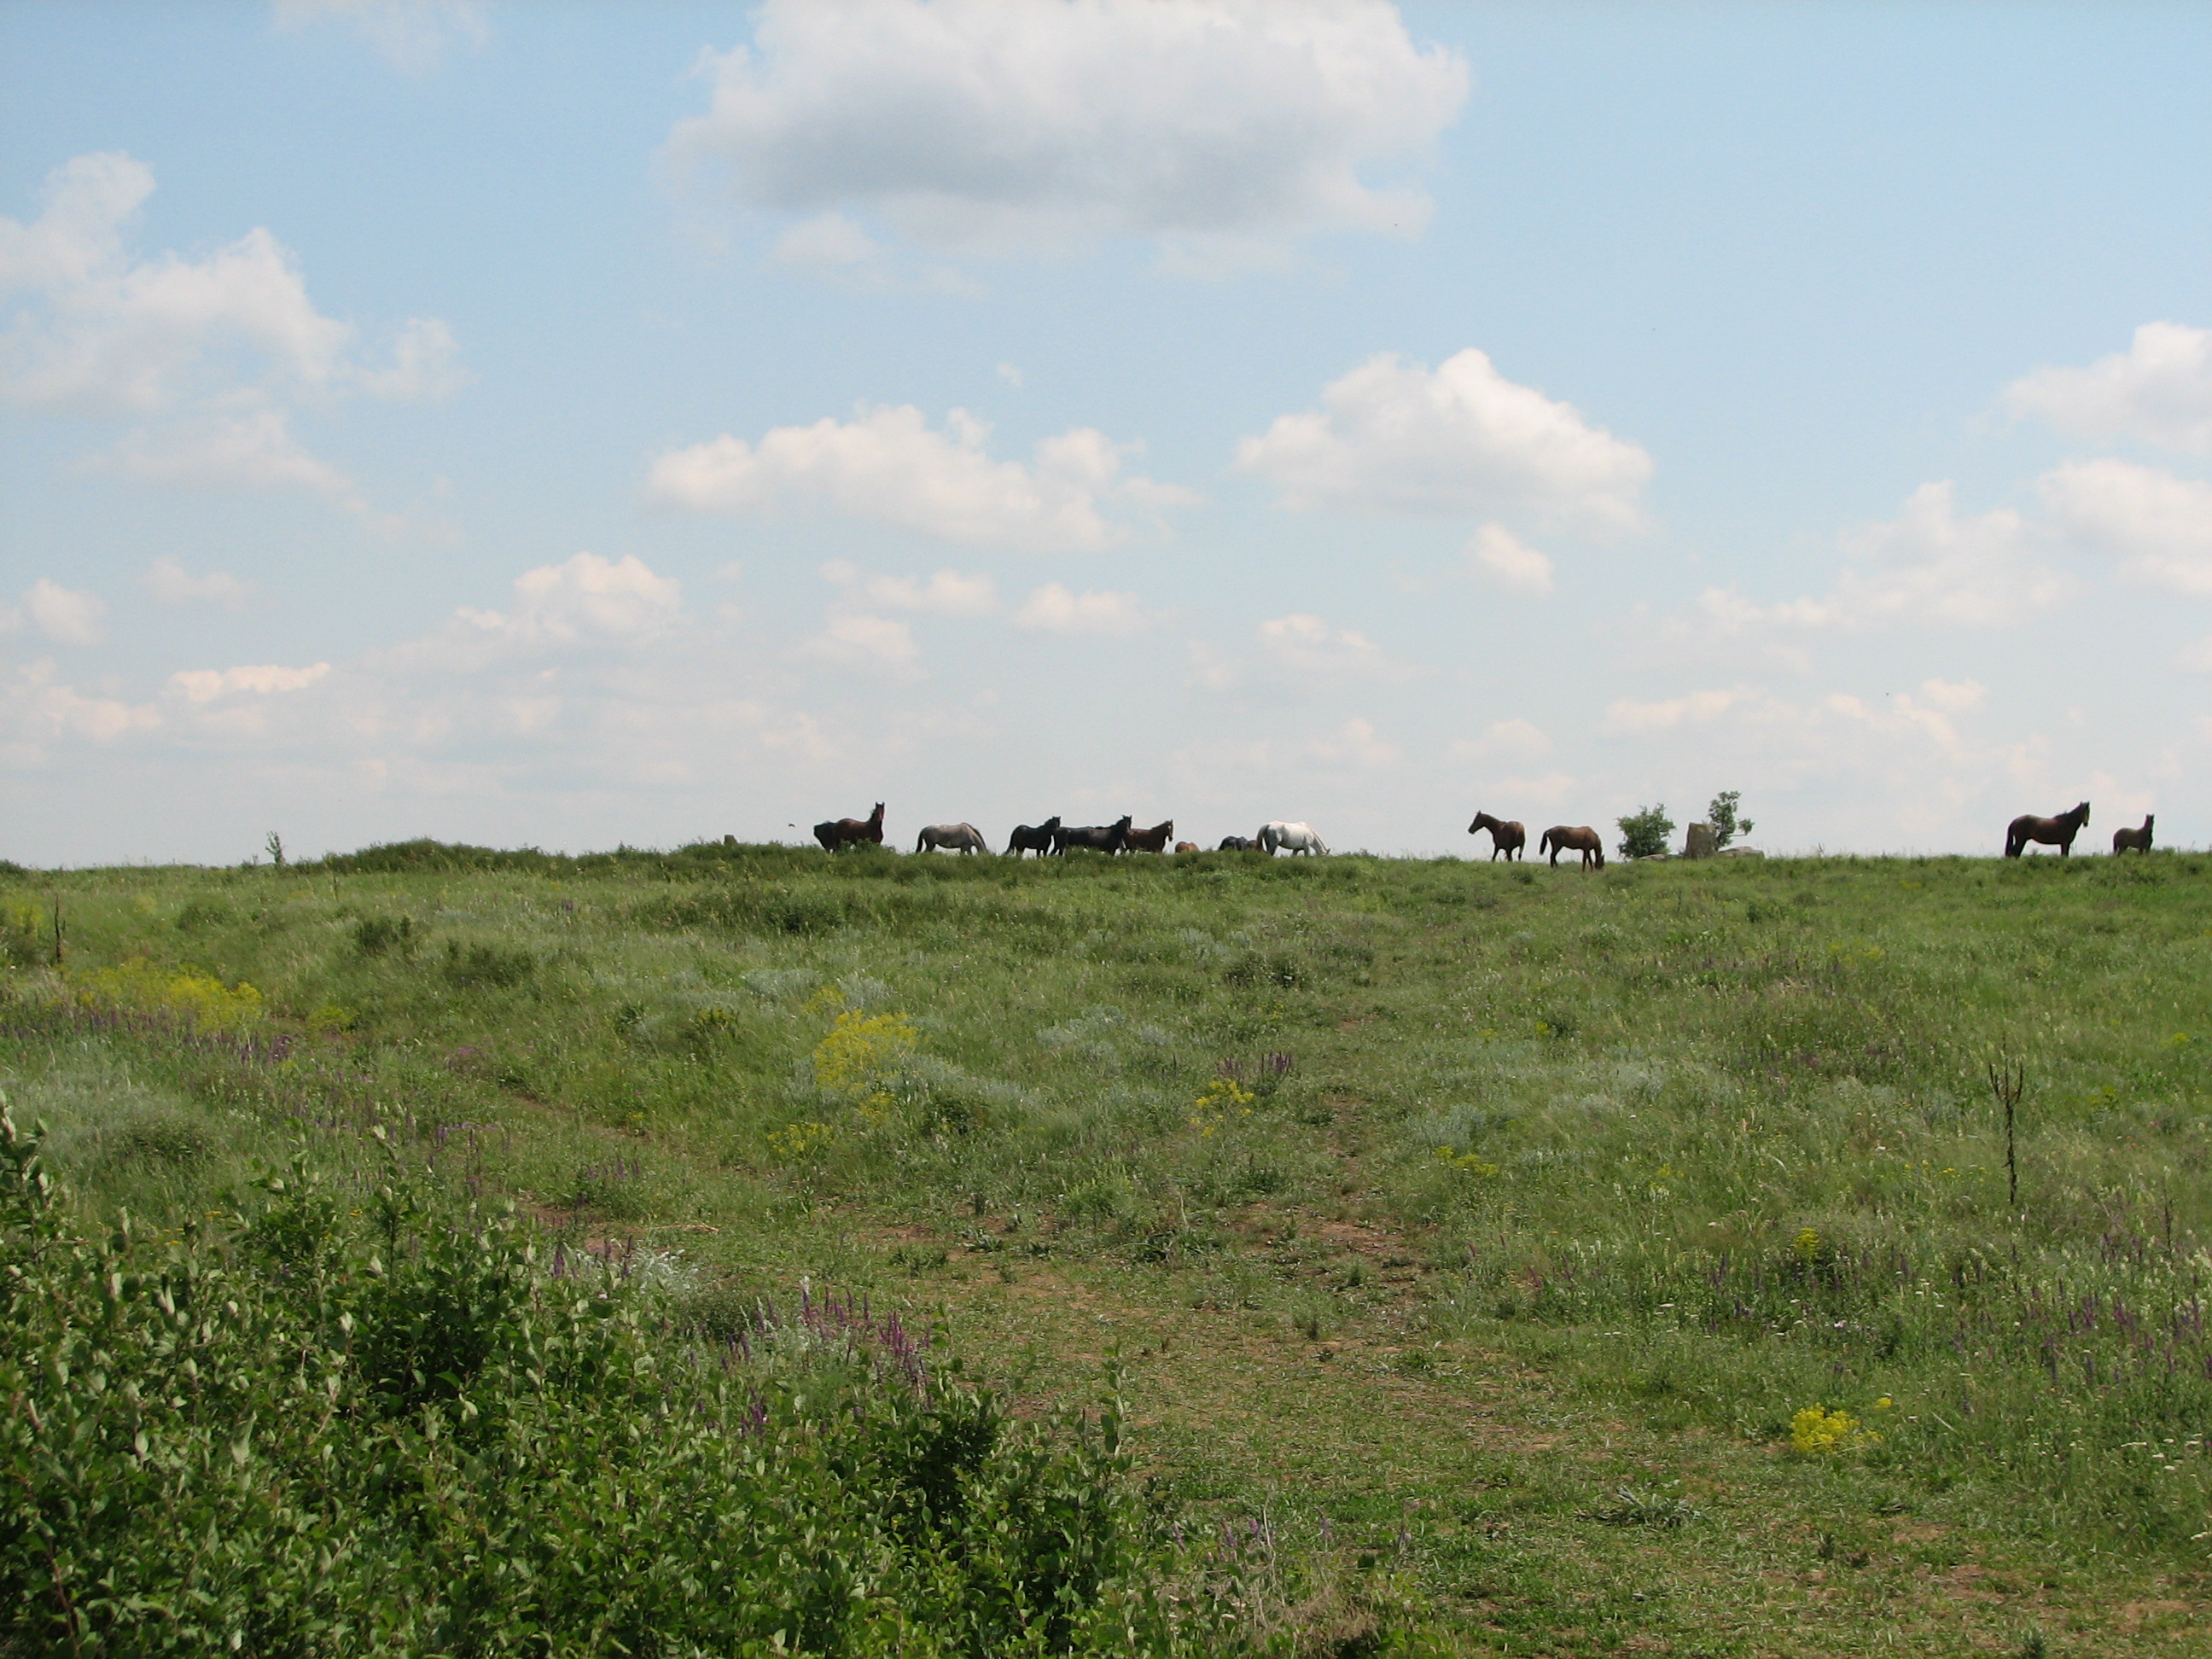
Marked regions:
[1053,815,1132,855]
[1540,825,1605,870]
[2113,814,2154,855]
[916,823,988,854]
[1468,811,1526,861]
[1005,817,1060,858]
[2005,800,2090,858]
[1173,841,1199,854]
[1122,818,1174,853]
[814,801,885,852]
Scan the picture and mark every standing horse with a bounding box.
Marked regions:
[814,802,885,852]
[2005,801,2090,858]
[1122,819,1174,854]
[1468,811,1526,861]
[1258,822,1327,856]
[916,823,988,854]
[1217,835,1255,852]
[1005,817,1060,858]
[1053,815,1132,855]
[2113,815,2154,855]
[1540,825,1605,870]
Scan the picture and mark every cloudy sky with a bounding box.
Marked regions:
[3,0,2208,864]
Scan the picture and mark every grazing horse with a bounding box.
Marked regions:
[1053,815,1132,855]
[916,823,988,855]
[1258,821,1327,856]
[1005,817,1060,858]
[1173,841,1199,854]
[1467,811,1526,862]
[1122,819,1174,854]
[1217,835,1255,852]
[2113,814,2154,856]
[1540,825,1605,870]
[2005,800,2090,858]
[814,802,885,852]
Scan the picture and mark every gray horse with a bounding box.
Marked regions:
[915,823,989,854]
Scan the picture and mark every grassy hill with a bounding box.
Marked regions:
[4,844,2209,1654]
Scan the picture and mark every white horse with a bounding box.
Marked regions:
[1257,821,1327,856]
[915,822,989,854]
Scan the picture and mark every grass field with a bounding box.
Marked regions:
[5,841,2209,1654]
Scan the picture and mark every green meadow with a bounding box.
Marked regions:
[4,841,2209,1655]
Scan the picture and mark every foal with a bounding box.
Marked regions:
[2112,815,2154,855]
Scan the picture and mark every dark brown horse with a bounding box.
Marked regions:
[1121,818,1173,854]
[1005,816,1060,858]
[2113,814,2154,855]
[1052,815,1132,855]
[1540,824,1605,870]
[1216,835,1255,852]
[814,801,885,852]
[2005,800,2089,858]
[1468,811,1526,861]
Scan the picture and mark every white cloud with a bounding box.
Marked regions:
[1916,678,1987,715]
[355,317,468,402]
[773,212,889,273]
[1236,349,1652,535]
[95,410,358,498]
[2005,321,2212,456]
[1456,718,1552,760]
[647,404,1197,553]
[1464,522,1554,596]
[666,0,1468,260]
[2040,458,2212,597]
[2,579,108,645]
[821,561,999,615]
[1496,771,1575,808]
[1697,481,2069,634]
[455,553,684,646]
[996,362,1024,388]
[1255,612,1406,677]
[272,1,489,76]
[2180,636,2212,674]
[799,612,921,672]
[143,557,254,608]
[1011,583,1159,636]
[167,662,330,703]
[1307,717,1400,771]
[1602,684,1760,736]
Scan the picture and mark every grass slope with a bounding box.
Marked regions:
[4,844,2209,1654]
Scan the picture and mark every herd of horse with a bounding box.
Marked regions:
[812,804,1328,858]
[810,800,2163,862]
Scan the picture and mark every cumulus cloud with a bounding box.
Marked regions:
[666,0,1468,261]
[647,404,1197,552]
[0,151,460,501]
[272,1,489,76]
[2040,458,2212,597]
[1603,678,1984,757]
[1464,522,1554,596]
[1237,349,1652,535]
[1,579,108,645]
[167,662,330,703]
[820,561,999,615]
[143,557,255,608]
[1307,716,1400,771]
[2005,321,2212,456]
[1011,583,1159,636]
[1695,481,2069,635]
[1455,718,1551,760]
[798,612,921,673]
[1256,613,1406,678]
[454,553,684,647]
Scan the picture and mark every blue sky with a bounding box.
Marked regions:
[3,0,2208,864]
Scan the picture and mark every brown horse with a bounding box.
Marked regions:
[1468,811,1526,861]
[2113,814,2154,855]
[1540,824,1605,870]
[814,801,885,852]
[1173,841,1199,854]
[1121,818,1173,853]
[2005,800,2089,858]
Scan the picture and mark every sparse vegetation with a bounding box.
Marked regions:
[3,841,2208,1653]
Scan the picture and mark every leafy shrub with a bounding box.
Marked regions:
[439,939,533,987]
[1708,789,1755,847]
[1616,804,1675,860]
[0,1111,1235,1656]
[352,914,414,956]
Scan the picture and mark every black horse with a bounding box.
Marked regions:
[2005,800,2090,858]
[1005,816,1060,858]
[1216,835,1255,852]
[1053,815,1132,855]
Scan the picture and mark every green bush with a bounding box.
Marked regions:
[1615,803,1675,860]
[0,1111,1233,1656]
